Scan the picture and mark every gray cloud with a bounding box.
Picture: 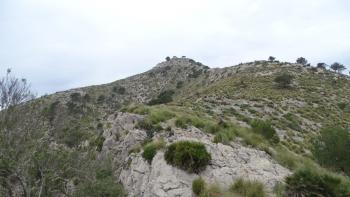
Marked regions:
[0,0,349,95]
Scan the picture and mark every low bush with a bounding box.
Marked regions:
[70,92,82,102]
[284,168,350,197]
[56,127,88,148]
[164,141,211,173]
[97,95,106,103]
[192,177,206,195]
[148,90,175,105]
[94,135,105,152]
[175,115,218,133]
[313,127,350,175]
[274,73,294,88]
[337,102,347,110]
[75,160,125,197]
[229,178,266,197]
[142,144,157,164]
[176,81,184,89]
[250,120,279,143]
[142,139,165,164]
[112,85,126,94]
[136,108,175,138]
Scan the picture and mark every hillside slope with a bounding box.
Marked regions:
[1,56,350,197]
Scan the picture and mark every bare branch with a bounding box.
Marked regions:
[0,69,35,110]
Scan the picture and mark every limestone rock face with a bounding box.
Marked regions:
[118,126,291,197]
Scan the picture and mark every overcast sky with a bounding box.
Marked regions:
[0,0,349,95]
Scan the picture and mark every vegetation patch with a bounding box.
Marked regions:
[112,85,126,94]
[250,119,279,143]
[274,73,294,88]
[164,141,211,173]
[229,178,267,197]
[284,168,350,197]
[93,134,105,152]
[148,90,175,105]
[142,139,165,164]
[192,177,206,195]
[313,127,350,176]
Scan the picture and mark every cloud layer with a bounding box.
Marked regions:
[0,0,349,94]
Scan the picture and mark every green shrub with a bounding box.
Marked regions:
[43,101,60,122]
[176,81,184,89]
[148,90,175,105]
[136,109,175,138]
[70,92,82,102]
[94,135,105,152]
[136,120,162,138]
[164,141,211,173]
[112,85,126,94]
[97,95,106,103]
[250,120,279,143]
[75,160,125,197]
[142,139,165,164]
[192,177,206,195]
[142,144,157,164]
[230,178,266,197]
[274,73,294,88]
[313,127,350,175]
[337,102,347,110]
[285,168,350,197]
[56,127,88,148]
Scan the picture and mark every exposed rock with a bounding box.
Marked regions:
[119,127,291,197]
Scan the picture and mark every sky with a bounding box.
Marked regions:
[0,0,349,95]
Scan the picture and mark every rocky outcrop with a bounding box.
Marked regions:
[117,124,291,197]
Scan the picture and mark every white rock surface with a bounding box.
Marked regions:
[118,126,291,197]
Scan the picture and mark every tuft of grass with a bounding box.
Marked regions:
[199,184,222,197]
[213,128,236,144]
[122,104,150,115]
[192,177,206,196]
[142,139,165,164]
[229,178,267,197]
[250,119,279,143]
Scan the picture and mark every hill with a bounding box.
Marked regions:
[1,56,350,196]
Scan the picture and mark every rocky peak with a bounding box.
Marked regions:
[152,56,210,70]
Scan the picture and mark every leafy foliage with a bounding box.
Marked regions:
[113,85,126,94]
[148,90,175,105]
[317,62,328,69]
[285,168,350,197]
[274,73,294,88]
[313,127,350,175]
[331,62,346,73]
[250,120,279,143]
[165,141,211,173]
[296,57,308,65]
[268,56,276,62]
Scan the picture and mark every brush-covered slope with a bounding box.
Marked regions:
[1,56,350,197]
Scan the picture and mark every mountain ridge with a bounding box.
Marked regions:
[2,56,350,196]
